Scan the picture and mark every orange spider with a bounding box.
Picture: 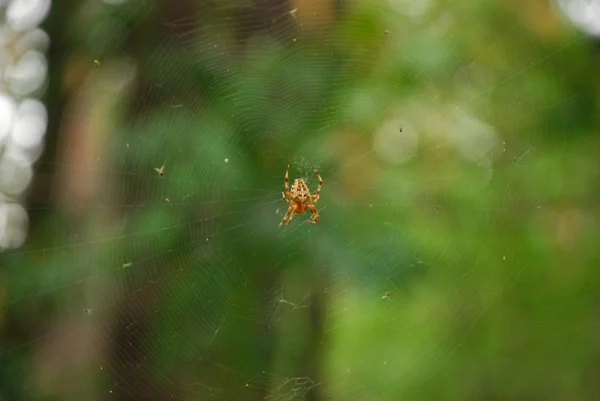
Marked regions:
[278,164,323,227]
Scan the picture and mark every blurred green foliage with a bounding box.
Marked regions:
[1,0,599,400]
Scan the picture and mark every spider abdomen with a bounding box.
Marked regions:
[292,179,311,201]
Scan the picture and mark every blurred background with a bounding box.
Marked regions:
[1,0,599,399]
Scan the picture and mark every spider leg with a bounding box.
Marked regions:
[311,169,323,202]
[278,204,296,228]
[285,210,297,225]
[282,192,291,204]
[307,203,320,224]
[283,164,293,199]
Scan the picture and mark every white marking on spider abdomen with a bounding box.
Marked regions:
[292,179,310,201]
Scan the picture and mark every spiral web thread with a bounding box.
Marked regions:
[1,0,597,400]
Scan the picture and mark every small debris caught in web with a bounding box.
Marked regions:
[224,158,229,163]
[93,59,101,66]
[154,161,166,176]
[381,291,391,300]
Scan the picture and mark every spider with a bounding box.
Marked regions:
[278,164,323,227]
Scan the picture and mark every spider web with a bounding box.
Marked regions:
[1,0,599,400]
